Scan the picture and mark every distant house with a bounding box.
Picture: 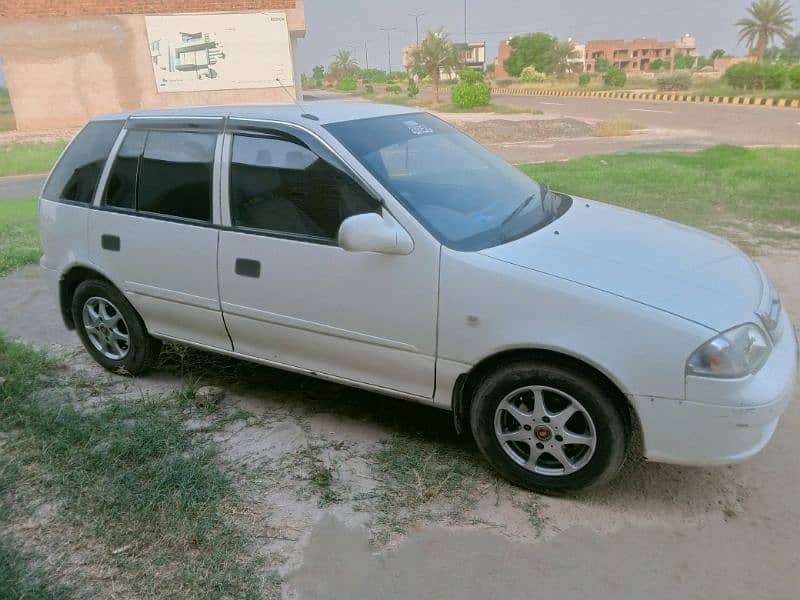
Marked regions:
[585,35,698,73]
[403,41,486,81]
[494,38,585,79]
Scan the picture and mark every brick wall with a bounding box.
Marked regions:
[1,0,295,19]
[495,40,513,79]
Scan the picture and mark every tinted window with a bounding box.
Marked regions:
[103,130,146,210]
[138,131,216,222]
[230,135,378,240]
[43,120,123,203]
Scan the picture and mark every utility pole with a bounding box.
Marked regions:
[463,0,468,68]
[409,11,425,47]
[379,27,397,74]
[364,40,370,71]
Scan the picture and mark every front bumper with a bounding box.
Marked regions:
[633,310,798,466]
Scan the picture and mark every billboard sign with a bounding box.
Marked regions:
[145,12,293,93]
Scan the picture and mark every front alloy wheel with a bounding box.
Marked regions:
[82,297,131,360]
[471,361,628,493]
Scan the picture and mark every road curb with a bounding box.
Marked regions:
[492,87,800,109]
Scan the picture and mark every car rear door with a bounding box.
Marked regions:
[217,121,439,399]
[89,117,231,350]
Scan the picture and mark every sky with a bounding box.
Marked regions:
[296,0,800,74]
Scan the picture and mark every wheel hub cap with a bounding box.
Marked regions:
[494,385,597,477]
[82,297,130,361]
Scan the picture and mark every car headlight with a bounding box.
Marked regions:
[686,323,772,379]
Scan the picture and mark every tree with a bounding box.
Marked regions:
[410,28,460,104]
[674,54,697,70]
[329,49,358,82]
[766,33,800,62]
[503,33,558,77]
[710,49,727,60]
[735,0,794,62]
[594,57,611,73]
[548,39,579,78]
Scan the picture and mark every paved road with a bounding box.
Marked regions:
[0,173,45,199]
[492,93,800,147]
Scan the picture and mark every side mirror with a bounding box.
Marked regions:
[338,212,414,255]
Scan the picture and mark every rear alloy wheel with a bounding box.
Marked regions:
[72,279,162,375]
[471,361,628,493]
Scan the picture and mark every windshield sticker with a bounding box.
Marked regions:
[403,120,435,136]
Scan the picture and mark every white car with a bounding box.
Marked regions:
[39,103,798,493]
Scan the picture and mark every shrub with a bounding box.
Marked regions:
[386,84,403,94]
[520,66,546,83]
[407,78,419,97]
[790,65,800,90]
[364,84,375,95]
[578,73,591,87]
[458,69,484,84]
[763,63,787,90]
[724,62,765,90]
[603,67,627,88]
[656,72,691,91]
[336,78,357,92]
[451,70,491,108]
[650,59,670,72]
[594,57,610,73]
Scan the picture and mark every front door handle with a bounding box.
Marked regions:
[101,234,120,252]
[235,258,261,278]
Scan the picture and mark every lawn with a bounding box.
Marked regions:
[360,92,543,114]
[0,142,66,177]
[0,197,40,276]
[520,145,800,231]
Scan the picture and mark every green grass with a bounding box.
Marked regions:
[0,142,66,177]
[0,197,40,276]
[0,334,264,598]
[520,146,800,230]
[0,539,75,600]
[0,88,15,132]
[363,93,542,114]
[361,435,496,545]
[691,79,800,101]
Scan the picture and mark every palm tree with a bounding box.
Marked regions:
[329,49,358,82]
[548,39,579,78]
[735,0,794,62]
[410,28,460,104]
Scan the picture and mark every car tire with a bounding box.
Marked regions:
[470,361,628,494]
[72,279,162,375]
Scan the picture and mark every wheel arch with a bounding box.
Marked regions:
[453,347,639,442]
[59,264,117,330]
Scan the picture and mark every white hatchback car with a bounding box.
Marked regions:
[39,103,797,493]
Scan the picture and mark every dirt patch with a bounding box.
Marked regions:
[457,118,593,144]
[0,128,79,145]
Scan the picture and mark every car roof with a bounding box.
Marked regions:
[94,101,420,127]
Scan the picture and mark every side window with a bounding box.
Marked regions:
[43,120,123,203]
[103,130,146,210]
[138,131,217,222]
[229,134,378,240]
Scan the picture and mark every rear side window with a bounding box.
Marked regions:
[138,131,216,222]
[43,120,123,203]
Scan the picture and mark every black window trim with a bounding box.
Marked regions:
[224,127,381,245]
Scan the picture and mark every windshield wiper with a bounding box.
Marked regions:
[500,183,549,230]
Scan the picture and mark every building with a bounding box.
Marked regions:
[0,0,306,130]
[585,34,698,73]
[403,41,485,81]
[713,56,755,72]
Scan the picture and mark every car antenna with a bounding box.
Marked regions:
[275,78,319,121]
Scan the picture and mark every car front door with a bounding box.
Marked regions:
[89,119,231,350]
[217,124,439,399]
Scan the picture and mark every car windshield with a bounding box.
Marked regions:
[325,112,571,250]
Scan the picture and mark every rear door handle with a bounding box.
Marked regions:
[235,258,261,278]
[101,234,120,252]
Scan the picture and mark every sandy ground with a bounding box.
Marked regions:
[1,232,799,598]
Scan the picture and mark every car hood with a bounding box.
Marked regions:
[480,198,763,332]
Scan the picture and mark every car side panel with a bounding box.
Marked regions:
[436,247,713,404]
[39,198,90,278]
[88,211,231,350]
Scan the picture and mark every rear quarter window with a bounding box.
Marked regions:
[43,120,124,204]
